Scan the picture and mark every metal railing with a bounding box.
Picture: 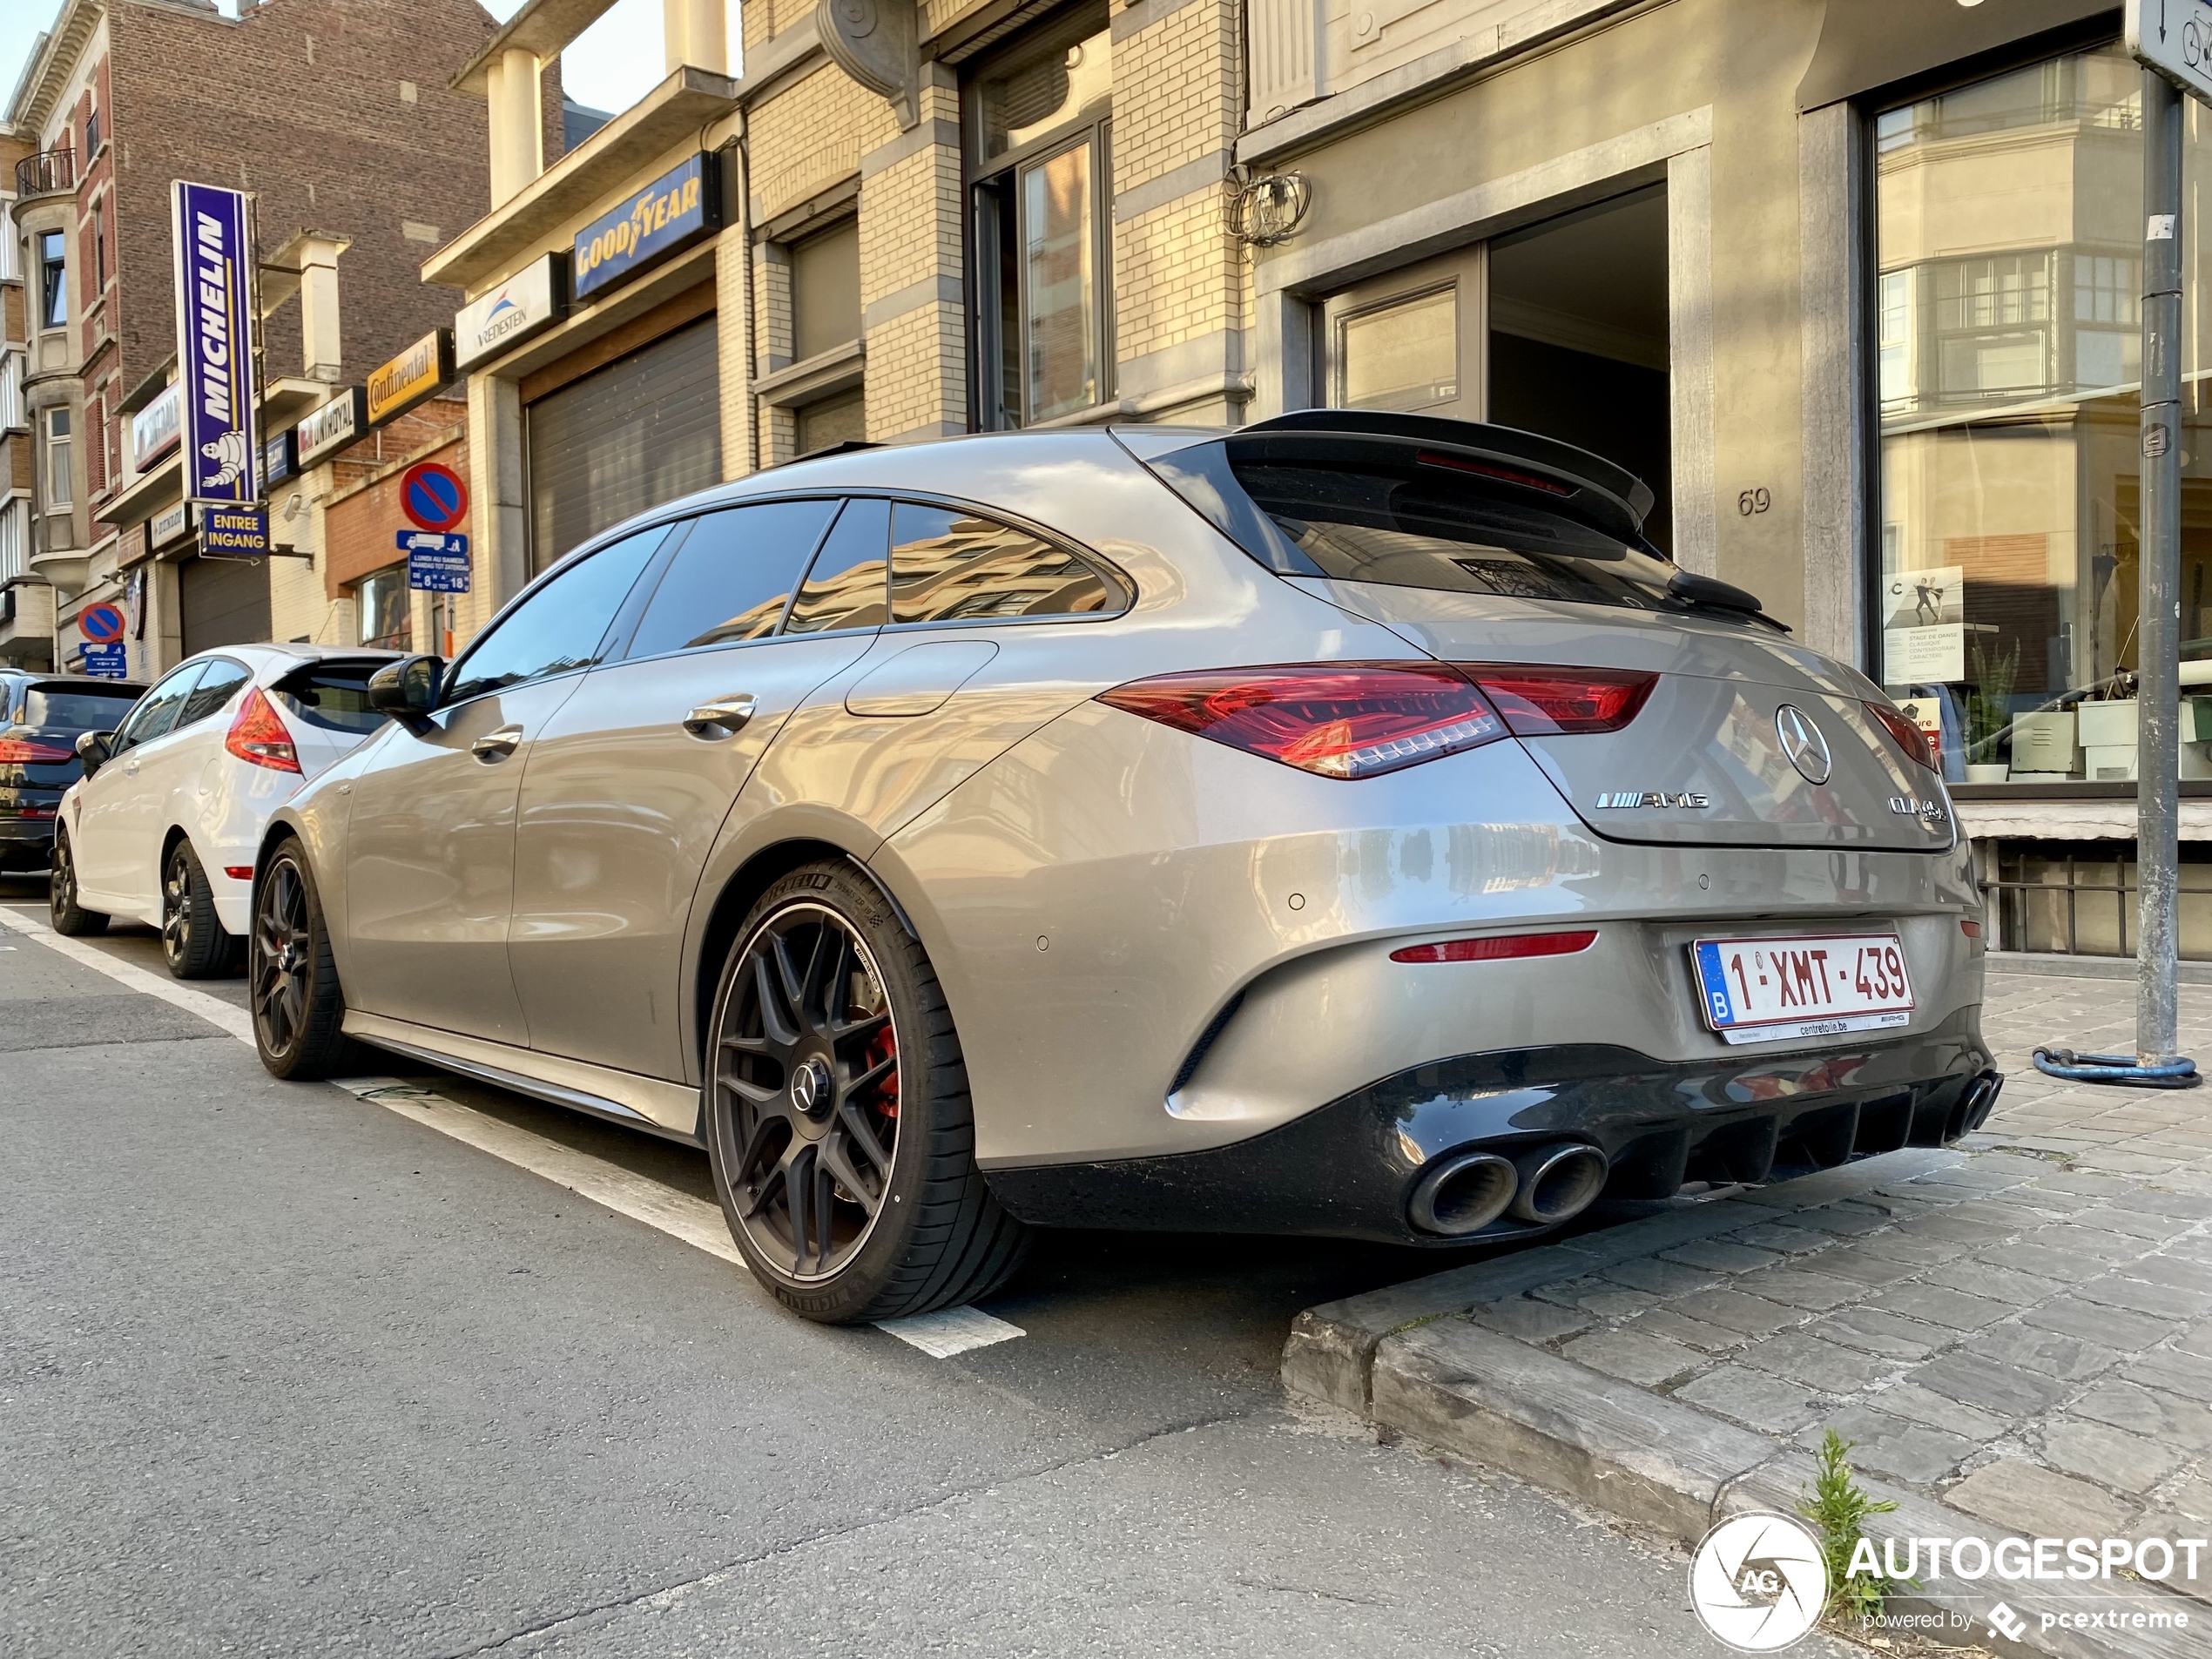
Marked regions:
[14,146,75,198]
[1982,856,2134,958]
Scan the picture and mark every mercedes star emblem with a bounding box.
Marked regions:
[1775,705,1832,785]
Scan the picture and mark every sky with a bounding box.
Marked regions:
[0,0,735,126]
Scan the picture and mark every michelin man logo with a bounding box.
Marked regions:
[199,429,249,489]
[1689,1513,1831,1651]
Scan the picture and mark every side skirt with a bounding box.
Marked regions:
[341,1010,705,1145]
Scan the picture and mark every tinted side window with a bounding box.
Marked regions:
[443,528,665,705]
[782,498,891,635]
[178,659,252,729]
[24,685,139,730]
[625,500,840,658]
[114,665,206,752]
[271,663,388,734]
[889,503,1121,624]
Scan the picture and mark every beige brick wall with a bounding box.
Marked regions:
[1115,191,1244,365]
[747,65,888,225]
[1113,0,1242,195]
[858,73,965,441]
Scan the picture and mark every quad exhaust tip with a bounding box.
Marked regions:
[1408,1142,1609,1236]
[1509,1142,1609,1225]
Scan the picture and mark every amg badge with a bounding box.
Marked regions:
[1595,791,1711,809]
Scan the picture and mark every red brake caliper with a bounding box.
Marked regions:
[867,1025,899,1121]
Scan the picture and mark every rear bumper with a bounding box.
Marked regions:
[985,1007,1997,1245]
[0,818,56,869]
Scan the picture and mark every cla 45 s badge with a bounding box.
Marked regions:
[1595,791,1711,809]
[1890,795,1948,822]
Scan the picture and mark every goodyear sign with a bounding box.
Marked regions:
[573,153,720,301]
[367,328,453,426]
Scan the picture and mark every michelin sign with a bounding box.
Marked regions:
[171,181,260,505]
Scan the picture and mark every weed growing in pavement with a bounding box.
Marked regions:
[1800,1430,1904,1622]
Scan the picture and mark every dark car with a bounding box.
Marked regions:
[0,671,146,872]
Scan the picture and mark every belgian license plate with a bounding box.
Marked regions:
[1691,934,1914,1045]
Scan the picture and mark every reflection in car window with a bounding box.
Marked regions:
[24,685,139,730]
[272,662,389,734]
[442,527,665,705]
[781,498,891,635]
[178,659,252,729]
[625,500,840,658]
[112,664,206,752]
[889,503,1120,624]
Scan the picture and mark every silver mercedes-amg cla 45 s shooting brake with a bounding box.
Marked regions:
[249,410,1996,1323]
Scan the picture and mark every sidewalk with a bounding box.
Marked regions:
[1285,964,2212,1656]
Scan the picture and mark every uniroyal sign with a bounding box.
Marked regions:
[170,181,260,503]
[453,253,568,370]
[129,382,181,475]
[294,386,368,466]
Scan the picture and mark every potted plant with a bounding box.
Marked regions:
[1963,640,2019,782]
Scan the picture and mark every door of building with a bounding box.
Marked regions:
[1320,185,1674,551]
[524,314,722,577]
[178,554,272,653]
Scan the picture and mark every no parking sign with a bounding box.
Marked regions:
[400,462,469,534]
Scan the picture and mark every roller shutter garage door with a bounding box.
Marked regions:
[179,555,272,655]
[526,315,722,575]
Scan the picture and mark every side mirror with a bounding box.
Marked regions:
[368,655,443,724]
[75,730,112,777]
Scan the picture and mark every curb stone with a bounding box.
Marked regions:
[1285,1146,2209,1659]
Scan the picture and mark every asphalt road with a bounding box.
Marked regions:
[0,873,1828,1658]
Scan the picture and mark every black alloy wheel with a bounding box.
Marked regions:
[249,840,361,1080]
[48,828,106,937]
[705,863,1028,1323]
[721,900,901,1282]
[161,840,239,979]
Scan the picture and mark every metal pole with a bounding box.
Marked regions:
[2141,65,2185,1064]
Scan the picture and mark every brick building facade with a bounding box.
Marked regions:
[2,0,536,674]
[428,0,1254,637]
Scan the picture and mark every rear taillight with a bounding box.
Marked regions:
[0,738,73,763]
[1096,663,1507,779]
[226,687,300,773]
[1865,699,1939,773]
[1391,930,1597,963]
[1460,666,1657,735]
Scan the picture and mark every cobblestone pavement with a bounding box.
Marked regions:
[1458,966,2212,1599]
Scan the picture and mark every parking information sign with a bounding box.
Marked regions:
[2129,0,2212,103]
[401,530,471,592]
[82,643,129,679]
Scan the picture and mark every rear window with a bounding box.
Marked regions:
[24,685,140,731]
[271,662,388,734]
[1145,439,1708,620]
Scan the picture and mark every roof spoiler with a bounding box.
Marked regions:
[1235,409,1658,548]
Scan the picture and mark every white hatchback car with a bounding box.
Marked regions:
[51,644,397,975]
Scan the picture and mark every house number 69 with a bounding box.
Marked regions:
[1737,488,1771,516]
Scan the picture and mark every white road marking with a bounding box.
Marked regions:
[875,1305,1027,1357]
[326,1077,744,1264]
[0,904,1022,1352]
[0,906,255,1042]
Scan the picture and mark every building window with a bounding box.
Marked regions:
[39,233,65,330]
[0,500,23,581]
[44,408,71,509]
[85,104,98,156]
[93,199,107,293]
[789,218,860,362]
[354,563,412,651]
[0,351,20,428]
[968,10,1113,428]
[1872,39,2212,801]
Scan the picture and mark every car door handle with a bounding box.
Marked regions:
[681,694,757,739]
[469,725,524,763]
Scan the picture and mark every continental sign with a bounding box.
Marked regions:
[366,328,454,427]
[573,152,721,301]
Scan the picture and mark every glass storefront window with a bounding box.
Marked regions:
[1876,41,2212,786]
[355,563,411,652]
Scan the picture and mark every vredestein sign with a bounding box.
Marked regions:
[454,253,569,370]
[170,181,260,504]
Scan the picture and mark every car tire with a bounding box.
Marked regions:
[161,840,242,980]
[250,838,368,1080]
[48,828,107,937]
[704,861,1028,1324]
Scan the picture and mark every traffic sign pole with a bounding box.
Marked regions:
[2141,63,2184,1065]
